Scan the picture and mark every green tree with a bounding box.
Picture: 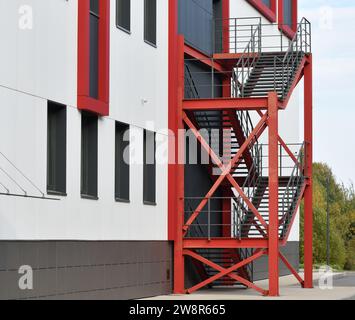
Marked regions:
[300,163,354,270]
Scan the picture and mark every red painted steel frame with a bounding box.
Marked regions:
[247,0,277,22]
[268,92,280,296]
[278,0,298,39]
[303,55,313,288]
[168,0,178,242]
[170,0,313,297]
[184,249,268,295]
[77,0,110,116]
[173,35,186,294]
[222,0,230,53]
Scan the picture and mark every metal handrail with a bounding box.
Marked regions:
[279,143,306,239]
[274,18,311,99]
[235,24,261,97]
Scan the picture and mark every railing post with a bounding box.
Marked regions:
[280,144,283,177]
[235,18,237,53]
[211,58,215,99]
[208,198,211,241]
[280,27,283,52]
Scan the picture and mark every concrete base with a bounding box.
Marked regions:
[145,272,355,300]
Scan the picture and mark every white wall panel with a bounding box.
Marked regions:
[0,0,168,241]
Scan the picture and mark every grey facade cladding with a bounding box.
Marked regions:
[253,241,300,281]
[0,241,173,300]
[179,0,214,55]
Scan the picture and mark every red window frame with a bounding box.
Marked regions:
[247,0,277,23]
[278,0,298,39]
[78,0,110,116]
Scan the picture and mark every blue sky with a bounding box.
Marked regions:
[299,0,355,185]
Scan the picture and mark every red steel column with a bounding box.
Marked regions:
[168,0,178,241]
[303,55,313,288]
[268,92,279,296]
[174,35,186,294]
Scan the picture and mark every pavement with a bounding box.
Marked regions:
[144,272,355,300]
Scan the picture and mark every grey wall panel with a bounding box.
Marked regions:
[253,241,300,281]
[179,0,214,55]
[0,241,172,300]
[185,60,222,99]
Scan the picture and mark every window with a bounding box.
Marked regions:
[283,0,293,28]
[143,130,156,205]
[116,0,131,32]
[81,112,98,199]
[47,101,67,195]
[144,0,157,46]
[278,0,297,38]
[89,0,100,99]
[78,0,110,116]
[115,122,130,202]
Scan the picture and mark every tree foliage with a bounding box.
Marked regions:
[300,163,355,270]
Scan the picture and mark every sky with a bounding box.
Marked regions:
[299,0,355,186]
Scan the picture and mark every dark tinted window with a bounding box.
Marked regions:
[115,122,130,202]
[144,0,157,46]
[90,0,99,99]
[283,0,293,27]
[116,0,131,32]
[47,101,67,195]
[81,112,98,199]
[262,0,271,8]
[143,130,156,205]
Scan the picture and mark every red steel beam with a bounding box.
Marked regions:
[182,113,269,232]
[173,34,185,295]
[183,238,268,249]
[278,135,302,169]
[183,98,270,111]
[279,56,307,109]
[184,44,224,73]
[184,249,267,295]
[268,92,280,297]
[279,252,304,286]
[303,55,314,289]
[182,114,269,234]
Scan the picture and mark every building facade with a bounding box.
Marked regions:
[0,0,312,300]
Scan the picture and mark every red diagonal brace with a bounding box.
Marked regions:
[279,252,304,286]
[278,135,302,170]
[182,113,269,233]
[184,249,267,295]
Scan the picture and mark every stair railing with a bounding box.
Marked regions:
[274,18,311,99]
[185,64,200,99]
[235,23,262,97]
[233,144,265,238]
[279,143,306,239]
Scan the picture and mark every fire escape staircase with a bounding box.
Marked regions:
[181,18,311,292]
